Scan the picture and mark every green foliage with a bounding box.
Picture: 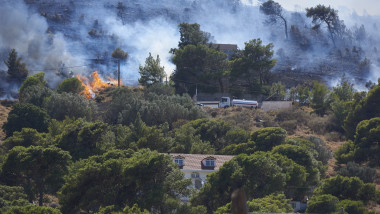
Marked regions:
[57,77,84,94]
[215,193,292,213]
[338,162,377,183]
[339,199,367,214]
[335,140,356,164]
[138,53,166,87]
[43,92,97,121]
[272,144,322,185]
[111,48,128,60]
[297,84,310,105]
[170,125,213,154]
[2,103,50,137]
[2,128,46,152]
[177,23,210,49]
[18,73,47,100]
[230,39,276,90]
[20,85,53,107]
[353,117,380,165]
[220,141,256,155]
[250,127,287,151]
[269,81,286,100]
[0,146,71,205]
[330,80,355,131]
[53,119,112,160]
[0,185,29,210]
[59,150,190,213]
[3,205,62,214]
[122,204,150,214]
[171,43,229,95]
[344,77,380,139]
[4,49,28,81]
[143,84,175,96]
[313,175,376,203]
[192,152,290,212]
[306,194,339,213]
[310,81,330,116]
[247,193,292,213]
[107,87,206,126]
[182,118,233,151]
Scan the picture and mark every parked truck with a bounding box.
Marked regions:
[219,97,258,108]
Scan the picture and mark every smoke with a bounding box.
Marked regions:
[0,0,84,86]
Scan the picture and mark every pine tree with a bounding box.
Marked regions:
[4,49,28,81]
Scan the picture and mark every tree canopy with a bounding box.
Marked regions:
[138,53,166,87]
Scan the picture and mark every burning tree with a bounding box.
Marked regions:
[112,47,128,87]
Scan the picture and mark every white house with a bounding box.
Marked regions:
[169,153,234,190]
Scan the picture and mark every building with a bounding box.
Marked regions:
[169,153,234,190]
[210,43,238,59]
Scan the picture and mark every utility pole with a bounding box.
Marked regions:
[117,59,120,87]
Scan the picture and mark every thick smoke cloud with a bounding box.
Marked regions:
[0,0,83,90]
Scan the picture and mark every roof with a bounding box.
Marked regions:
[169,153,234,170]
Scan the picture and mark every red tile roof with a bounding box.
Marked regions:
[169,153,234,170]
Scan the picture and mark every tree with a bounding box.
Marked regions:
[112,47,128,87]
[18,72,46,100]
[313,175,376,203]
[339,199,366,214]
[0,185,29,210]
[260,0,288,40]
[2,128,46,152]
[310,81,330,116]
[306,194,339,213]
[192,152,289,212]
[4,49,28,81]
[177,23,211,49]
[57,77,84,94]
[344,80,380,139]
[2,103,50,137]
[59,150,190,213]
[230,39,276,90]
[269,81,286,100]
[20,85,53,107]
[306,4,344,47]
[250,127,286,151]
[3,205,62,214]
[1,146,71,206]
[352,117,380,166]
[171,44,230,95]
[138,53,166,87]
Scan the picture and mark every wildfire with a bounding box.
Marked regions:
[76,71,121,99]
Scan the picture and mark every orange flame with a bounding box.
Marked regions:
[76,71,121,99]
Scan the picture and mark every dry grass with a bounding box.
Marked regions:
[0,100,14,141]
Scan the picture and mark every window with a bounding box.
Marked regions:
[205,159,215,167]
[194,179,203,189]
[221,98,228,103]
[191,172,200,178]
[174,158,184,166]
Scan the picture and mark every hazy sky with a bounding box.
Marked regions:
[247,0,380,16]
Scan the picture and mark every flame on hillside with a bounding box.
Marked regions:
[76,71,121,99]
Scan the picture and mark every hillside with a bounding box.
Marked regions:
[0,100,13,141]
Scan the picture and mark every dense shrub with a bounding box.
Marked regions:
[338,162,377,183]
[43,92,97,121]
[2,103,50,137]
[279,120,297,134]
[250,127,287,151]
[57,77,84,94]
[306,194,339,213]
[19,85,53,107]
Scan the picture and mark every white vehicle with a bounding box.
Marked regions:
[219,97,258,108]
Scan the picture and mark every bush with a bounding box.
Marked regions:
[2,103,50,137]
[19,85,52,107]
[279,120,297,134]
[335,140,356,164]
[43,92,97,121]
[251,127,287,151]
[57,77,84,94]
[337,162,377,183]
[306,194,339,213]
